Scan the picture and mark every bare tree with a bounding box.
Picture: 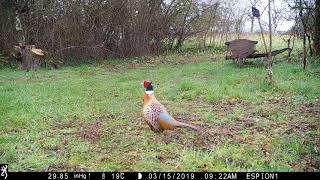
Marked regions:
[314,0,320,56]
[267,0,273,83]
[0,0,280,67]
[287,0,317,62]
[299,0,308,69]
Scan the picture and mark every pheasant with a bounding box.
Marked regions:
[142,80,199,132]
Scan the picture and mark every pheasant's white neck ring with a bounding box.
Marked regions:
[145,90,154,95]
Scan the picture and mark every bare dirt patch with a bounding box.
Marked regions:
[77,115,112,143]
[299,99,320,119]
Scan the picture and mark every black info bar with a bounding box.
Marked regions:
[1,172,318,180]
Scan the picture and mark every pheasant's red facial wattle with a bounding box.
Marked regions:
[144,80,150,89]
[144,80,152,89]
[144,80,154,94]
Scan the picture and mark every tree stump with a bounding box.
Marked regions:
[12,44,44,71]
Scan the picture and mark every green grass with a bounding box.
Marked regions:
[0,53,319,172]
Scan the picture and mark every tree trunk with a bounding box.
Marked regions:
[12,6,44,71]
[306,33,313,57]
[257,18,268,54]
[251,17,254,33]
[303,34,307,69]
[175,33,185,51]
[267,0,273,83]
[15,9,25,45]
[299,0,307,69]
[314,0,320,56]
[287,35,294,60]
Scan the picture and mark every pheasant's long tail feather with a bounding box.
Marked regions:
[174,121,200,131]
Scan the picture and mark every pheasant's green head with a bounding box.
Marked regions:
[144,80,154,94]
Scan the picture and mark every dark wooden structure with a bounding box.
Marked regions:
[225,39,291,67]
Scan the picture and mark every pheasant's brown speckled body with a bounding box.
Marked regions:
[142,80,199,132]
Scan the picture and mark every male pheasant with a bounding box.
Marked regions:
[142,80,199,132]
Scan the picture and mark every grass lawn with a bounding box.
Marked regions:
[0,53,319,172]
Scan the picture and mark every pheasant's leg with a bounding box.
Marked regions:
[155,135,161,144]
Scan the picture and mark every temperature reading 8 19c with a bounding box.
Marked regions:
[111,173,125,180]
